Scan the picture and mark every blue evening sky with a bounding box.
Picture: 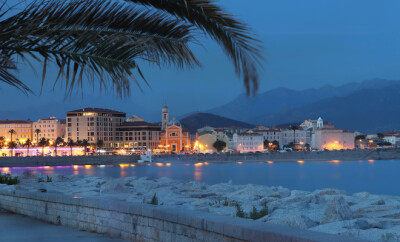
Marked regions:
[1,0,400,121]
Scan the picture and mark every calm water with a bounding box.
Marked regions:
[2,160,400,196]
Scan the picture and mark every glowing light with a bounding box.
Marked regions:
[73,196,83,199]
[237,162,243,165]
[297,160,305,164]
[331,160,340,163]
[99,165,106,168]
[368,159,375,163]
[84,165,92,169]
[155,163,164,167]
[73,165,79,170]
[119,164,129,168]
[130,164,135,167]
[194,162,203,167]
[2,167,10,173]
[165,163,172,167]
[204,162,209,165]
[267,161,274,164]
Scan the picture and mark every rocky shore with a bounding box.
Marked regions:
[3,172,400,241]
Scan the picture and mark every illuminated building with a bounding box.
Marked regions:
[233,130,264,152]
[33,117,65,142]
[115,121,161,151]
[160,105,190,152]
[313,128,355,150]
[0,120,32,144]
[66,108,126,149]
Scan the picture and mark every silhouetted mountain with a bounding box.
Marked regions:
[208,78,400,123]
[253,85,400,133]
[180,112,254,134]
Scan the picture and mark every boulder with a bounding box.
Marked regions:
[322,196,353,224]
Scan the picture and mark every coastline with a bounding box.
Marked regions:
[0,148,399,167]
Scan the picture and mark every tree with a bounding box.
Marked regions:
[377,133,384,140]
[355,135,366,141]
[8,129,16,143]
[24,138,32,157]
[0,1,262,97]
[82,139,89,156]
[68,139,75,157]
[34,129,41,144]
[290,126,299,144]
[38,138,49,157]
[213,140,226,152]
[54,137,64,156]
[8,141,17,157]
[0,136,5,149]
[263,139,270,149]
[96,139,104,151]
[272,140,280,150]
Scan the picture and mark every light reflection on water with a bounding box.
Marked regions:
[2,160,400,196]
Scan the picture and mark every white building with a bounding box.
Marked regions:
[33,117,65,142]
[232,131,264,152]
[280,128,312,148]
[252,129,281,143]
[313,128,355,150]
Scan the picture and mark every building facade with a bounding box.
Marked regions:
[115,121,161,151]
[313,128,355,150]
[279,128,312,148]
[232,131,264,152]
[0,120,32,144]
[160,119,191,152]
[33,117,65,142]
[66,108,126,149]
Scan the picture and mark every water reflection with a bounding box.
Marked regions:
[3,160,400,196]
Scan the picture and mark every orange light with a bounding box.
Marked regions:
[156,163,164,167]
[119,164,129,168]
[204,162,209,165]
[368,159,375,163]
[237,162,243,165]
[2,167,10,173]
[166,163,172,167]
[267,161,274,164]
[331,160,340,163]
[194,162,203,167]
[84,165,92,169]
[297,160,305,164]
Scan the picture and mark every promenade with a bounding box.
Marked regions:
[0,210,124,242]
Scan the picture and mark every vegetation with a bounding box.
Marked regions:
[68,139,75,156]
[8,141,17,157]
[46,175,52,183]
[38,137,49,156]
[290,125,299,144]
[0,136,4,149]
[263,139,270,149]
[213,140,227,152]
[249,205,268,220]
[0,173,19,185]
[0,0,262,97]
[8,129,16,143]
[149,193,158,205]
[54,137,64,156]
[24,139,32,156]
[34,129,41,143]
[235,203,246,218]
[82,139,89,156]
[355,135,366,141]
[96,139,104,151]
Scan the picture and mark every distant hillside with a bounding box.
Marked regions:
[180,113,254,134]
[208,78,400,123]
[252,85,400,133]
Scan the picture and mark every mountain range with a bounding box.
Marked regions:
[206,79,400,133]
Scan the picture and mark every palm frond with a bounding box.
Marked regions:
[125,0,264,95]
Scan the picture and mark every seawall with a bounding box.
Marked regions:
[0,155,139,167]
[156,148,400,163]
[0,190,364,242]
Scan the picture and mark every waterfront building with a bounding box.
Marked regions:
[280,128,312,148]
[252,129,281,144]
[66,108,126,149]
[0,120,32,144]
[300,117,334,130]
[232,130,264,152]
[313,128,355,150]
[115,121,161,151]
[33,117,65,142]
[160,118,191,153]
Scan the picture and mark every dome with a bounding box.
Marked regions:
[168,117,181,126]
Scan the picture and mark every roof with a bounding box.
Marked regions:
[67,107,125,114]
[0,120,31,124]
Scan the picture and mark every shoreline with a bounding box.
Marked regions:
[0,148,398,167]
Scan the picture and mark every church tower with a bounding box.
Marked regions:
[317,117,323,129]
[162,104,169,130]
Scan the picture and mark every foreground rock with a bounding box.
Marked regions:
[3,173,400,241]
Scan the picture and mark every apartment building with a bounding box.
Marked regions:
[33,117,66,142]
[280,128,312,148]
[115,121,161,150]
[0,120,32,144]
[232,131,264,152]
[66,108,126,149]
[313,128,355,150]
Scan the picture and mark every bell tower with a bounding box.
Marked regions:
[162,104,169,130]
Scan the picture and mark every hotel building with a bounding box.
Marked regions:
[0,120,32,144]
[232,131,264,152]
[313,128,355,150]
[115,121,161,150]
[33,117,66,143]
[66,108,126,149]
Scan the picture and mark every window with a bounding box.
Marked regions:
[170,132,178,137]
